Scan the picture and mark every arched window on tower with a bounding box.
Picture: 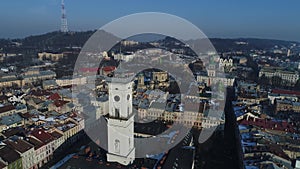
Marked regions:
[115,108,120,118]
[128,137,131,151]
[128,107,130,117]
[114,139,120,153]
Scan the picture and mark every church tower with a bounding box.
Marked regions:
[137,73,146,89]
[106,67,135,166]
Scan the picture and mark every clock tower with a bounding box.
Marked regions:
[106,67,135,166]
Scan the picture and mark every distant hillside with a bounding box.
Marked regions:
[0,30,299,54]
[0,31,96,54]
[21,30,96,51]
[187,38,300,53]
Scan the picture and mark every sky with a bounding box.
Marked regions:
[0,0,300,41]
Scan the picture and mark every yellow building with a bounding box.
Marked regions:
[0,78,24,88]
[38,52,64,61]
[138,100,220,129]
[153,71,168,82]
[56,76,87,87]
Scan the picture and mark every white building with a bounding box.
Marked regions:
[106,75,135,166]
[219,58,233,68]
[56,76,87,87]
[197,61,235,87]
[4,139,35,169]
[28,129,55,168]
[259,67,299,86]
[197,75,235,87]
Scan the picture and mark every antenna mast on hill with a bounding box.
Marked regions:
[61,0,68,33]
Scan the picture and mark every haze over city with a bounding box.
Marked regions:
[1,0,300,41]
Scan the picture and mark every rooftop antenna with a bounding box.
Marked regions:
[61,0,68,33]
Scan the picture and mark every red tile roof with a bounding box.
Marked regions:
[4,139,34,153]
[0,104,15,114]
[79,67,99,72]
[48,93,61,100]
[240,117,295,133]
[272,89,300,96]
[102,66,116,72]
[53,100,69,107]
[30,128,54,144]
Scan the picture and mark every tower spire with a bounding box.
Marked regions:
[61,0,68,33]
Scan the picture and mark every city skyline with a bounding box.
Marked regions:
[1,9,300,168]
[1,0,300,41]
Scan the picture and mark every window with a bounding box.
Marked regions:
[127,94,130,100]
[114,139,120,153]
[127,107,130,116]
[114,95,120,102]
[115,108,120,118]
[129,138,131,150]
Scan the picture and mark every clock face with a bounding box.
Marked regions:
[127,94,130,100]
[114,95,120,102]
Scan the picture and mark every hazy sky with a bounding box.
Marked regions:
[1,0,300,41]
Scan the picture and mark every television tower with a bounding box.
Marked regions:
[61,0,68,33]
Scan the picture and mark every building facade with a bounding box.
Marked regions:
[106,77,135,166]
[38,52,64,61]
[259,68,299,86]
